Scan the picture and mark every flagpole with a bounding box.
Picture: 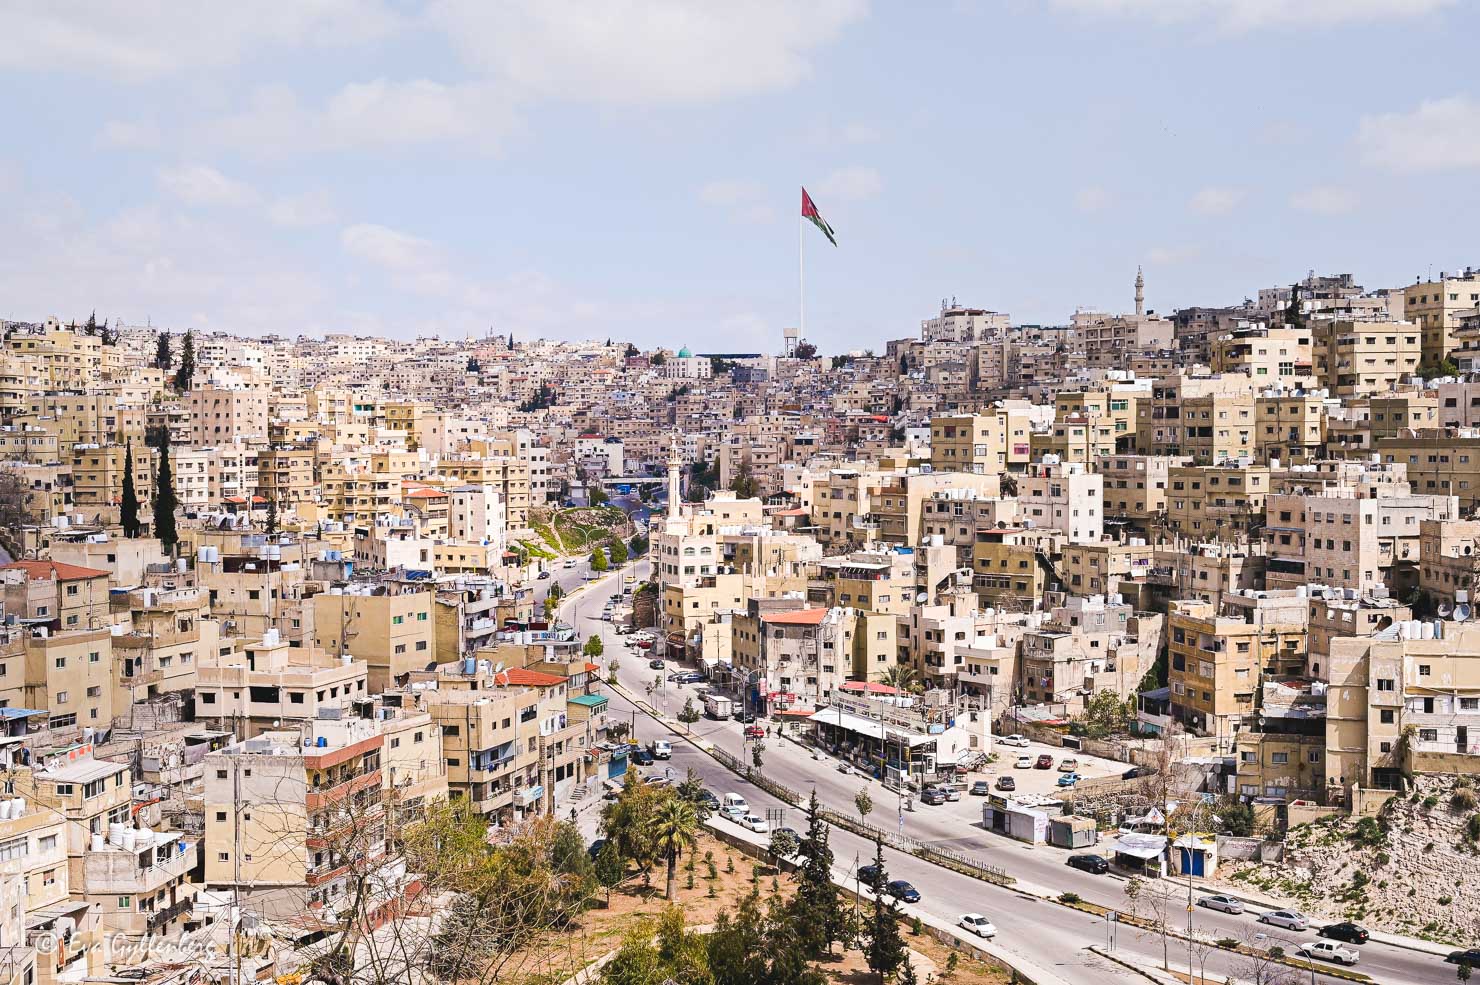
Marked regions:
[799,207,806,345]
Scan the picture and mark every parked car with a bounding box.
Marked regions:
[744,724,765,739]
[649,658,665,670]
[1295,941,1360,966]
[650,740,672,759]
[885,880,921,903]
[636,639,654,650]
[694,789,720,811]
[995,776,1016,792]
[1067,854,1109,875]
[1056,772,1080,787]
[1259,910,1309,931]
[856,863,882,887]
[587,838,607,860]
[1122,765,1155,780]
[1014,755,1034,769]
[739,813,769,834]
[631,749,655,766]
[1198,895,1244,914]
[643,775,671,787]
[1446,948,1480,965]
[970,780,992,796]
[563,559,578,568]
[943,785,962,801]
[537,570,552,579]
[1035,754,1054,769]
[1057,758,1079,772]
[734,711,757,723]
[1000,734,1030,747]
[615,624,633,635]
[958,913,997,938]
[921,787,946,805]
[720,793,748,819]
[1318,923,1370,945]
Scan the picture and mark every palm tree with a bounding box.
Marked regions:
[652,797,700,901]
[880,664,924,696]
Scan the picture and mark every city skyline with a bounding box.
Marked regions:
[3,1,1478,350]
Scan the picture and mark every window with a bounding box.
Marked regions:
[1419,664,1432,677]
[1376,678,1395,691]
[0,837,27,862]
[1271,752,1289,765]
[118,896,131,909]
[1380,710,1395,724]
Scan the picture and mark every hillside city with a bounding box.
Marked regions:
[2,267,1480,985]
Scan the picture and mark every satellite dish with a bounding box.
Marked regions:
[916,592,929,603]
[1457,604,1472,623]
[494,662,505,673]
[1439,601,1455,618]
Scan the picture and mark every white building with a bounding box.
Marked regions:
[449,485,507,553]
[1019,458,1103,544]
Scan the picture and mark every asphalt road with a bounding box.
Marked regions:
[567,565,1455,985]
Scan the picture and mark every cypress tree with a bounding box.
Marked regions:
[153,444,179,551]
[863,839,905,982]
[792,790,845,958]
[265,496,278,535]
[120,441,141,538]
[173,330,195,391]
[154,332,172,371]
[84,311,97,336]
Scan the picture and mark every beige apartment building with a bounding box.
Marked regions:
[1254,391,1327,465]
[1165,463,1271,540]
[4,560,115,739]
[196,632,369,737]
[929,408,1033,475]
[1309,318,1422,396]
[1211,326,1312,381]
[111,585,215,713]
[1136,375,1258,463]
[257,447,316,509]
[188,381,269,444]
[1405,271,1480,362]
[1418,518,1480,608]
[1376,429,1480,512]
[311,584,436,691]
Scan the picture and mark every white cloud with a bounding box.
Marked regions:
[1075,185,1112,213]
[816,166,882,202]
[268,192,337,229]
[213,81,519,157]
[1357,95,1480,173]
[95,121,159,150]
[428,0,866,104]
[1189,185,1243,216]
[697,180,777,225]
[1051,0,1453,32]
[156,164,255,207]
[0,2,402,77]
[1146,244,1200,265]
[1290,185,1358,215]
[341,223,454,298]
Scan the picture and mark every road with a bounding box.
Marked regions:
[565,565,1454,985]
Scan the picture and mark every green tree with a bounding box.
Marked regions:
[591,546,609,572]
[731,460,759,499]
[265,495,278,535]
[152,443,178,552]
[584,634,605,658]
[678,697,701,725]
[793,791,845,958]
[153,331,172,371]
[173,330,195,391]
[855,788,874,825]
[863,840,906,983]
[467,356,481,373]
[652,796,700,901]
[120,440,141,538]
[84,310,97,336]
[1080,689,1129,739]
[705,892,769,984]
[601,770,666,880]
[880,664,924,696]
[593,839,627,906]
[676,768,710,817]
[609,538,629,566]
[1219,798,1256,837]
[793,340,818,359]
[769,827,800,865]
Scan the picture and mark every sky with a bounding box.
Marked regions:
[2,0,1479,354]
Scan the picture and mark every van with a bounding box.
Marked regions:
[721,793,749,818]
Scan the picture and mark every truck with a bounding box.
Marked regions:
[1295,941,1359,966]
[703,694,733,720]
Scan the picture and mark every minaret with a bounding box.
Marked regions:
[1134,266,1145,317]
[666,431,683,520]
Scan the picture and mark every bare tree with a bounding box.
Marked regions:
[1123,875,1171,972]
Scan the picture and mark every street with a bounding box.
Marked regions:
[565,563,1455,985]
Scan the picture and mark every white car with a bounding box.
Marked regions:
[563,559,578,569]
[739,813,770,834]
[1000,734,1030,748]
[1015,755,1034,769]
[1198,894,1244,914]
[1259,910,1308,931]
[651,740,672,759]
[1295,940,1360,966]
[958,913,997,938]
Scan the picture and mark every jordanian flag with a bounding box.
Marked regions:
[802,187,837,246]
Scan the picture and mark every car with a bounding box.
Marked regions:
[1015,755,1034,769]
[739,813,769,834]
[587,838,607,860]
[675,671,706,683]
[943,785,962,802]
[636,639,654,650]
[650,740,672,759]
[921,787,946,805]
[1057,758,1079,772]
[958,913,997,938]
[1122,765,1155,780]
[856,863,882,887]
[1056,772,1080,787]
[720,794,749,818]
[1198,895,1244,914]
[615,624,633,635]
[885,880,921,903]
[1259,910,1309,931]
[693,789,720,811]
[563,559,578,569]
[995,776,1016,791]
[970,780,991,796]
[1035,754,1054,769]
[734,711,756,724]
[744,724,765,739]
[649,658,665,670]
[1318,922,1370,945]
[537,570,552,579]
[631,749,655,766]
[1446,948,1480,965]
[1067,854,1109,875]
[999,734,1030,747]
[1295,941,1360,966]
[643,774,671,787]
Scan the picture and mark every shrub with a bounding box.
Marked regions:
[1059,892,1082,904]
[1439,895,1454,906]
[1424,795,1440,810]
[1468,814,1480,843]
[1453,789,1478,812]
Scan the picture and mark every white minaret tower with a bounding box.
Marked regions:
[666,431,683,520]
[1134,266,1145,317]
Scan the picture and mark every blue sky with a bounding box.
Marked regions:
[2,0,1478,353]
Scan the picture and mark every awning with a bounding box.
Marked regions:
[806,708,934,746]
[1105,833,1167,860]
